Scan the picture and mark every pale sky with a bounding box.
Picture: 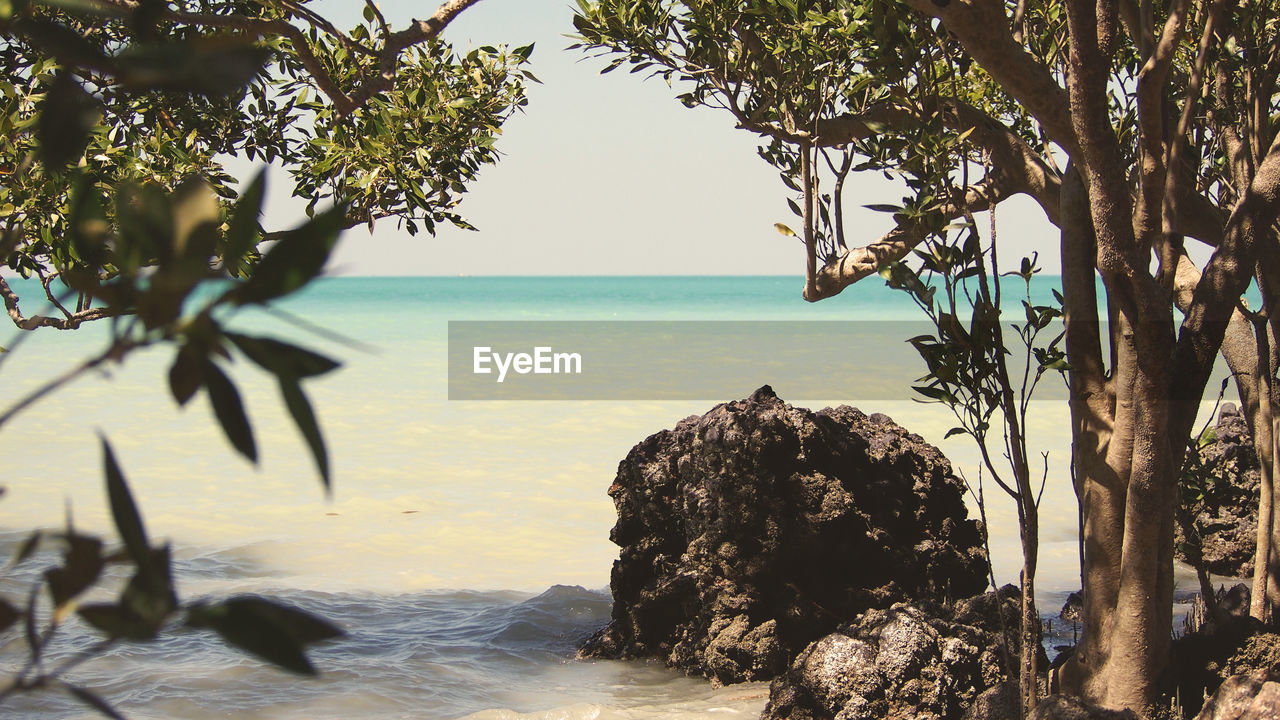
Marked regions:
[305,0,1061,277]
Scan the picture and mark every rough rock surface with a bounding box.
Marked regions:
[1195,670,1280,720]
[1028,695,1137,720]
[1170,585,1265,717]
[760,588,1024,720]
[1177,403,1260,578]
[580,386,989,685]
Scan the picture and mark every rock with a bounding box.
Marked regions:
[1177,406,1260,578]
[1195,670,1280,720]
[1223,633,1280,679]
[1171,589,1266,716]
[1027,695,1137,720]
[580,386,989,685]
[760,590,1021,720]
[1060,591,1083,624]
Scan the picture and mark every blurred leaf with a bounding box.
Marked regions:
[44,532,104,608]
[0,596,20,633]
[77,602,156,641]
[36,0,122,16]
[169,176,220,260]
[16,17,109,67]
[187,595,343,676]
[118,544,175,632]
[24,584,38,658]
[168,346,205,406]
[225,333,340,380]
[235,203,346,305]
[62,682,126,720]
[280,380,329,492]
[225,169,266,278]
[115,37,270,96]
[774,222,796,237]
[68,179,110,266]
[203,359,257,463]
[38,72,102,169]
[101,437,150,568]
[10,529,41,566]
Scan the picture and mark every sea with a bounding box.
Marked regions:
[0,275,1221,719]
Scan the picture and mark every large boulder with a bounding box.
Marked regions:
[1195,670,1280,720]
[1177,403,1260,579]
[580,386,989,685]
[761,588,1026,720]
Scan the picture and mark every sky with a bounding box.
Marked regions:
[301,0,1061,277]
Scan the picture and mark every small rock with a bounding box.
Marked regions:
[762,591,1023,720]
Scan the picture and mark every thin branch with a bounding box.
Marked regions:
[277,0,378,57]
[38,273,74,320]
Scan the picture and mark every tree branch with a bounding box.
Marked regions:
[0,277,119,330]
[344,0,486,112]
[901,0,1078,155]
[1172,131,1280,445]
[803,179,1006,301]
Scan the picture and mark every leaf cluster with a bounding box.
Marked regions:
[0,0,533,304]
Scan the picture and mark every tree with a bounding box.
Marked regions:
[572,0,1280,714]
[0,0,532,330]
[0,0,531,714]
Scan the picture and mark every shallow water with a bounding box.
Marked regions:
[0,538,766,719]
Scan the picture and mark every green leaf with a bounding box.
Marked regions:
[226,334,340,379]
[912,384,955,403]
[62,682,126,720]
[280,380,329,492]
[101,437,150,568]
[863,203,902,213]
[944,427,967,439]
[203,360,257,463]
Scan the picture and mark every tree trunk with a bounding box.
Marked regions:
[1251,317,1274,620]
[1020,523,1040,714]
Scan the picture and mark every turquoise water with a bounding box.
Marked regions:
[0,274,1201,718]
